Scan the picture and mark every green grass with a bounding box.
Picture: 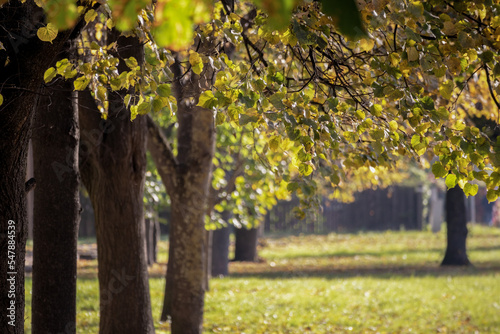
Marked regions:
[24,225,500,333]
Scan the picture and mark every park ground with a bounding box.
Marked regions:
[25,225,500,333]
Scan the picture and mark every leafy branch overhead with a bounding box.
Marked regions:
[12,0,500,203]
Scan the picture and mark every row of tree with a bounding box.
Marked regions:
[2,0,500,333]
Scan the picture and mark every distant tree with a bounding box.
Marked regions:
[442,185,471,266]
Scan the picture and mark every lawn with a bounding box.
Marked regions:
[25,225,500,333]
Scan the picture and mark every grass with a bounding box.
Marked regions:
[24,225,500,333]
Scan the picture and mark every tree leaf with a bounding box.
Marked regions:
[431,161,447,178]
[74,76,90,91]
[189,51,204,75]
[84,9,98,24]
[445,173,457,189]
[198,90,218,109]
[463,183,478,197]
[487,189,498,202]
[320,0,366,39]
[37,23,58,43]
[299,163,313,176]
[44,67,57,83]
[157,84,171,97]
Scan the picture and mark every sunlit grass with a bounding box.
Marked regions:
[24,225,500,333]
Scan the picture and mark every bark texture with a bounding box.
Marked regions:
[234,227,259,262]
[31,69,80,334]
[78,35,155,333]
[0,2,78,332]
[146,56,216,333]
[441,185,471,266]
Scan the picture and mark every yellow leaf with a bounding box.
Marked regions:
[43,67,57,83]
[37,23,58,43]
[407,47,419,62]
[359,38,374,52]
[189,51,204,75]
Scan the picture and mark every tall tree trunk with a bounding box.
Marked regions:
[146,82,216,334]
[234,226,259,262]
[78,35,155,333]
[211,225,230,277]
[31,61,80,334]
[441,185,471,266]
[0,2,79,332]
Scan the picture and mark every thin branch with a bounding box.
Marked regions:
[145,115,178,196]
[242,32,268,67]
[483,64,500,121]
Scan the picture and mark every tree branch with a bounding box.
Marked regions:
[483,64,500,118]
[145,114,178,196]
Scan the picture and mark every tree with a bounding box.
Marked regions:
[31,48,80,333]
[77,31,155,333]
[0,2,84,332]
[7,0,500,332]
[442,185,471,265]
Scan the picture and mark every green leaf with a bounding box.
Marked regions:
[0,94,3,106]
[487,189,498,202]
[411,134,421,147]
[110,78,123,91]
[297,148,312,162]
[137,102,151,115]
[287,182,299,192]
[37,23,58,43]
[370,104,383,117]
[96,86,107,102]
[445,173,457,189]
[434,107,449,121]
[320,0,366,39]
[259,0,295,30]
[439,80,454,100]
[198,90,218,109]
[227,105,240,123]
[239,114,259,126]
[44,67,57,83]
[431,161,447,178]
[157,84,171,97]
[216,111,225,125]
[125,57,138,69]
[463,183,478,197]
[74,76,90,91]
[299,163,313,176]
[330,172,340,185]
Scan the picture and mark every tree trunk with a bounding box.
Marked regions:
[234,226,259,262]
[78,35,155,333]
[441,185,471,266]
[31,63,80,334]
[145,26,217,331]
[146,94,216,334]
[145,213,160,266]
[0,2,79,332]
[204,229,213,290]
[211,226,230,277]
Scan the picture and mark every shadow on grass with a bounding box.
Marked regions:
[226,263,500,280]
[263,244,500,260]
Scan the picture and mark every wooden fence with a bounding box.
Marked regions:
[264,186,424,234]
